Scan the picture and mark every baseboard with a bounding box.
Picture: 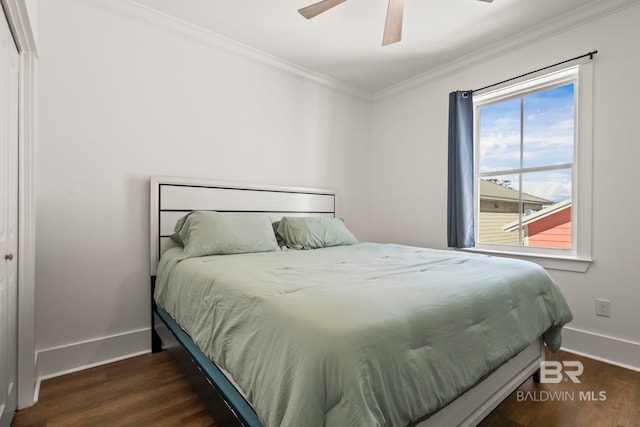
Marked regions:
[35,328,151,383]
[31,326,639,401]
[561,326,640,372]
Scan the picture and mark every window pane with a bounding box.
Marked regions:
[523,84,574,169]
[521,169,572,204]
[478,98,521,173]
[478,175,521,245]
[474,70,581,254]
[477,170,572,248]
[521,170,572,249]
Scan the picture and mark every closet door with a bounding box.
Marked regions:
[0,7,19,427]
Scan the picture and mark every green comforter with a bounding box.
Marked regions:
[154,243,572,427]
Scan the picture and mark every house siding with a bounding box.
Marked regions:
[478,212,520,245]
[526,207,571,249]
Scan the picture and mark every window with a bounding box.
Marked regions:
[471,65,592,271]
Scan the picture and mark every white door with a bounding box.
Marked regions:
[0,7,19,427]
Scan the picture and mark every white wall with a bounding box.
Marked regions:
[34,0,640,379]
[371,5,640,369]
[34,0,372,376]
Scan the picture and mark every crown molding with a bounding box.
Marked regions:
[79,0,372,102]
[1,0,38,54]
[373,0,640,102]
[72,0,640,103]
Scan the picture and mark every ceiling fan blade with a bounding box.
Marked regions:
[477,0,494,2]
[298,0,348,19]
[382,0,404,46]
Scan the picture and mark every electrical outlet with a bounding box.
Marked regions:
[595,299,611,317]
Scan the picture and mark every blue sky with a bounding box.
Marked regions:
[478,83,574,202]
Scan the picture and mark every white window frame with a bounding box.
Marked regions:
[467,63,593,273]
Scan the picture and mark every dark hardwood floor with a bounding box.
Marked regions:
[12,348,640,426]
[12,351,216,427]
[480,348,640,427]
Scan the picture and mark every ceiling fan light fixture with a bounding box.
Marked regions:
[382,0,404,46]
[299,0,494,46]
[298,0,347,19]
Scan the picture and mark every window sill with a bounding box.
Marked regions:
[461,247,592,273]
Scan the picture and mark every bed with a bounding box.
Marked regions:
[149,176,572,427]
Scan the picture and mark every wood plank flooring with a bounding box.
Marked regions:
[480,348,640,427]
[12,351,216,427]
[12,348,640,426]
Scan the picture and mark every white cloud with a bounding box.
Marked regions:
[551,119,574,131]
[522,173,571,202]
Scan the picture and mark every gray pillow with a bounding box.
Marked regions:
[272,220,287,249]
[170,212,193,246]
[276,216,357,250]
[172,211,279,259]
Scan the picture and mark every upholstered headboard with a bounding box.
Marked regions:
[149,176,336,275]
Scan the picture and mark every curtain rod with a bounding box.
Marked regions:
[472,50,598,93]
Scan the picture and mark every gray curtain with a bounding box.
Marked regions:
[447,90,475,248]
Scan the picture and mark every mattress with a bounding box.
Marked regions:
[154,242,572,427]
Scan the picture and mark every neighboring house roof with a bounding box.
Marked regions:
[502,198,572,232]
[480,179,552,205]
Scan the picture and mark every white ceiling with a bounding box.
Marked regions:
[131,0,619,94]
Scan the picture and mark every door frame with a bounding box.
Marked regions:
[0,0,36,409]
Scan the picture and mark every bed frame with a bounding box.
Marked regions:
[149,175,543,427]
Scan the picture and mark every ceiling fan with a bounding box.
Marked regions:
[298,0,494,46]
